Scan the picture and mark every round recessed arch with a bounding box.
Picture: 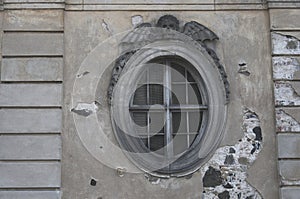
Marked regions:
[111,38,228,177]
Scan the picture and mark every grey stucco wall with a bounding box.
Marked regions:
[63,9,277,199]
[0,0,299,199]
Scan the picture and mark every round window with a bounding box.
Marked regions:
[110,39,228,177]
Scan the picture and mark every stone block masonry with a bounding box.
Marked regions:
[270,8,300,198]
[0,4,64,199]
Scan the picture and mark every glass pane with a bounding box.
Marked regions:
[189,112,202,133]
[189,134,198,146]
[149,84,164,105]
[171,63,186,82]
[187,70,196,82]
[172,112,187,134]
[138,70,147,84]
[171,84,186,104]
[141,138,149,148]
[133,84,147,105]
[149,135,165,155]
[188,83,202,104]
[149,112,165,136]
[173,135,188,155]
[131,112,148,136]
[149,64,164,83]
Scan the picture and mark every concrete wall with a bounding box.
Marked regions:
[0,1,63,198]
[0,0,299,198]
[270,8,300,198]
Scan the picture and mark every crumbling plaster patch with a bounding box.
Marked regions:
[276,109,300,132]
[71,102,99,117]
[274,81,300,106]
[273,57,300,80]
[201,108,263,199]
[272,33,300,55]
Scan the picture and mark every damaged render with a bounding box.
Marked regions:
[274,82,300,106]
[276,109,300,132]
[201,108,263,199]
[71,101,99,117]
[272,33,300,55]
[273,57,300,80]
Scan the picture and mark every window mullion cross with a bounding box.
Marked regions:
[164,60,174,161]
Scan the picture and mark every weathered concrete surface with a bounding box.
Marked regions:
[270,9,300,30]
[2,33,63,56]
[273,57,300,80]
[1,58,63,82]
[279,160,300,186]
[0,162,61,188]
[62,11,278,199]
[3,10,63,31]
[278,134,300,158]
[276,108,300,132]
[281,187,300,198]
[0,84,62,106]
[0,135,61,160]
[0,191,60,199]
[0,109,62,133]
[274,81,300,106]
[272,32,300,55]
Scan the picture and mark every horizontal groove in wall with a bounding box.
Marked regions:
[0,81,63,84]
[0,188,60,191]
[277,132,300,134]
[3,30,64,34]
[2,55,63,58]
[279,158,300,160]
[275,105,300,108]
[271,29,300,32]
[268,5,300,9]
[0,106,62,109]
[280,184,300,188]
[0,132,61,135]
[0,160,61,163]
[273,79,300,82]
[1,80,63,83]
[272,54,300,57]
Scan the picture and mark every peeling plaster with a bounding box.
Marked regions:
[281,179,300,186]
[272,33,300,55]
[238,61,250,76]
[273,57,300,80]
[201,108,263,199]
[116,167,126,177]
[71,102,99,117]
[131,15,143,27]
[276,109,300,132]
[274,82,300,106]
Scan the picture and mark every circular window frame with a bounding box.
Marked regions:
[111,39,228,177]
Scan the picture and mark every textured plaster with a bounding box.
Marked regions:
[201,108,263,199]
[62,11,278,199]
